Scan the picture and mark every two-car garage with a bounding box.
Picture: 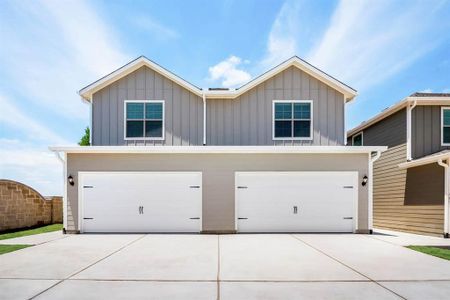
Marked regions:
[79,171,358,234]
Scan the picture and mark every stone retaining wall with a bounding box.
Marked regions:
[0,179,62,231]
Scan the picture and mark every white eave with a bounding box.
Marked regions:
[79,56,358,102]
[348,96,450,137]
[49,145,386,154]
[399,151,450,169]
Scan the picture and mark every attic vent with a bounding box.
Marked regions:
[208,88,229,91]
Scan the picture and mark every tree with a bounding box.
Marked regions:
[78,127,90,146]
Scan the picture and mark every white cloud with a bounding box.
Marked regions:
[0,95,68,144]
[131,15,179,39]
[306,0,449,91]
[208,56,252,88]
[0,139,62,196]
[0,0,129,196]
[261,0,300,68]
[0,0,130,120]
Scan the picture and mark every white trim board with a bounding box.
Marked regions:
[50,145,387,154]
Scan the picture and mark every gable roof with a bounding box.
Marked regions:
[347,92,450,136]
[79,55,358,102]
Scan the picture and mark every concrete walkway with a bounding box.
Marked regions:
[0,231,65,245]
[0,232,449,300]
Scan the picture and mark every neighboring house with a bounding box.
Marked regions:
[348,93,450,237]
[50,56,385,234]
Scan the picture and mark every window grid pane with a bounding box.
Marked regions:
[145,103,163,120]
[126,103,144,119]
[294,103,311,119]
[444,109,450,126]
[275,103,292,119]
[353,134,362,146]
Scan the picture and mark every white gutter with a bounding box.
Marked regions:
[406,99,417,161]
[438,158,449,238]
[202,93,206,145]
[368,150,382,232]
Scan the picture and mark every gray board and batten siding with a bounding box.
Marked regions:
[92,66,204,146]
[92,66,346,146]
[412,105,450,159]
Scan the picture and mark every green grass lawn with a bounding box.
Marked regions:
[0,244,32,255]
[407,245,450,261]
[0,224,62,240]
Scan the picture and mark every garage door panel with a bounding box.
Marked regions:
[236,172,358,233]
[80,172,202,233]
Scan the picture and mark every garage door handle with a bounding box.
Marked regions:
[237,186,248,189]
[83,217,94,220]
[238,217,248,220]
[83,185,94,188]
[343,217,353,220]
[190,217,200,220]
[343,186,354,189]
[190,185,201,188]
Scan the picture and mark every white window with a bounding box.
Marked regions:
[273,100,313,140]
[124,100,164,140]
[352,132,363,146]
[441,107,450,146]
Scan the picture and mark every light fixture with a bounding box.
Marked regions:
[68,175,74,186]
[362,175,368,186]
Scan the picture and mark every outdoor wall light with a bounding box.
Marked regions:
[68,175,74,186]
[362,175,368,186]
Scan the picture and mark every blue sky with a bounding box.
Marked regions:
[0,0,449,195]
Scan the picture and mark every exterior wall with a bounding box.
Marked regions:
[412,105,450,159]
[66,153,369,233]
[92,65,347,147]
[349,109,406,147]
[92,66,204,146]
[372,144,444,236]
[207,66,345,146]
[0,180,62,231]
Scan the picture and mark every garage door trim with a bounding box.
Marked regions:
[78,171,203,233]
[234,171,359,233]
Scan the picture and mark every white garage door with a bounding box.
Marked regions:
[236,172,358,233]
[79,172,202,233]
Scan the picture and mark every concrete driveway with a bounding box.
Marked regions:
[1,232,449,300]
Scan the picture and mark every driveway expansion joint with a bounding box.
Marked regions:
[290,234,407,300]
[27,234,147,300]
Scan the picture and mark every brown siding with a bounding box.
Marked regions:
[373,144,444,236]
[412,106,450,159]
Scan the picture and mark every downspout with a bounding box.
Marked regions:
[53,151,68,233]
[406,100,417,161]
[368,150,382,233]
[202,93,207,145]
[438,158,449,238]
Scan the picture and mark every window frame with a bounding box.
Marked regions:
[441,107,450,146]
[352,132,363,146]
[123,100,165,141]
[272,100,313,141]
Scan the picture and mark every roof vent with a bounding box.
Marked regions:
[208,88,229,91]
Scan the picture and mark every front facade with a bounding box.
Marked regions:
[348,93,450,237]
[51,56,384,234]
